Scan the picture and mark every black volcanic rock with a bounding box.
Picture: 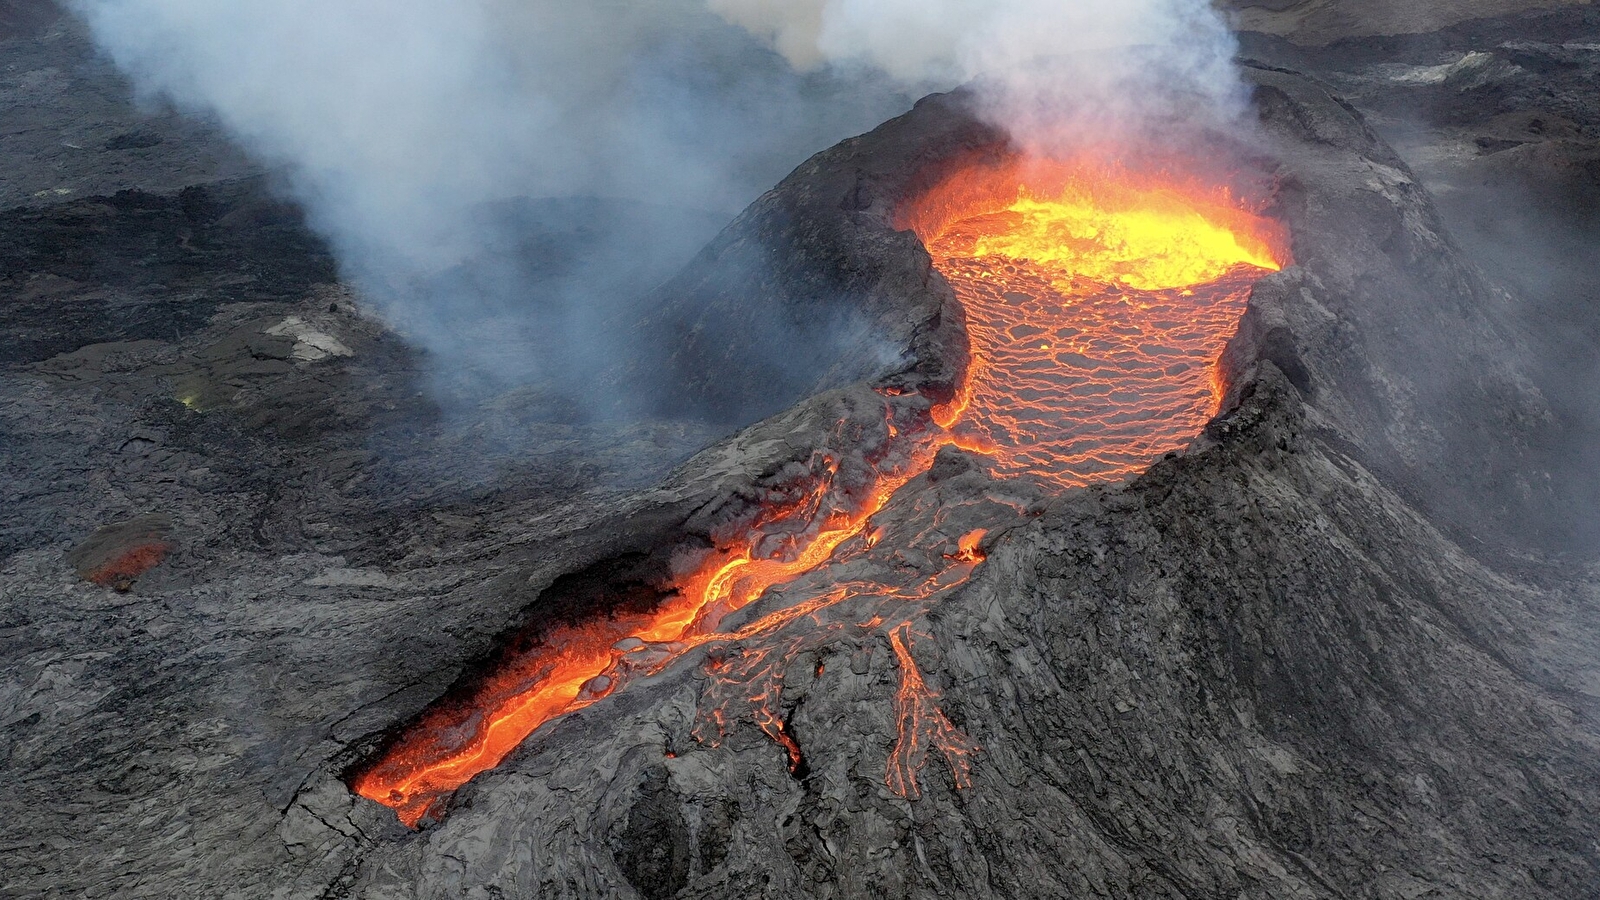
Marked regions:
[7,13,1600,900]
[1242,8,1600,551]
[0,180,340,366]
[0,0,56,41]
[629,90,995,426]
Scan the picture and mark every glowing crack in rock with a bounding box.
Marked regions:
[886,622,977,800]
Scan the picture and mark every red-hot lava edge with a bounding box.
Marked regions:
[351,155,1290,828]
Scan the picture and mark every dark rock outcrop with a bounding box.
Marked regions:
[631,91,996,426]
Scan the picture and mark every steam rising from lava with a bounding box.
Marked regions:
[710,0,1251,148]
[68,0,1251,417]
[62,0,917,406]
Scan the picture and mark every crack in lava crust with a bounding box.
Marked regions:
[886,622,977,800]
[350,155,1287,828]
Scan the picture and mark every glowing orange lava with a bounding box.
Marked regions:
[353,447,944,827]
[886,622,977,799]
[353,154,1287,826]
[903,157,1286,489]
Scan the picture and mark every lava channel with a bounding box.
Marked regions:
[351,154,1287,827]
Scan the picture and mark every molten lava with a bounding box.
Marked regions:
[353,448,943,827]
[905,158,1285,489]
[886,622,977,800]
[353,155,1287,827]
[967,185,1278,292]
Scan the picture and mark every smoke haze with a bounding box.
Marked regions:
[61,0,916,407]
[711,0,1249,150]
[66,0,1246,414]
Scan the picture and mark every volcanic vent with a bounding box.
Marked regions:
[900,155,1285,485]
[350,143,1287,828]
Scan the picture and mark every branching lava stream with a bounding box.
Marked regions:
[352,156,1287,827]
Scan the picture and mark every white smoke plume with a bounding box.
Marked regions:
[64,0,917,402]
[710,0,1249,152]
[66,0,1245,410]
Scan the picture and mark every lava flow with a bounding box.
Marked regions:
[352,154,1286,827]
[885,622,978,800]
[352,445,946,827]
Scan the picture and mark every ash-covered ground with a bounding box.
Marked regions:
[7,3,1600,899]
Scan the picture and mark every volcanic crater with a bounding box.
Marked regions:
[317,68,1600,897]
[349,137,1294,830]
[11,9,1600,898]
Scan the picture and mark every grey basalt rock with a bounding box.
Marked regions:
[628,90,995,427]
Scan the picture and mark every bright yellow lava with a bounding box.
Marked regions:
[971,184,1282,292]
